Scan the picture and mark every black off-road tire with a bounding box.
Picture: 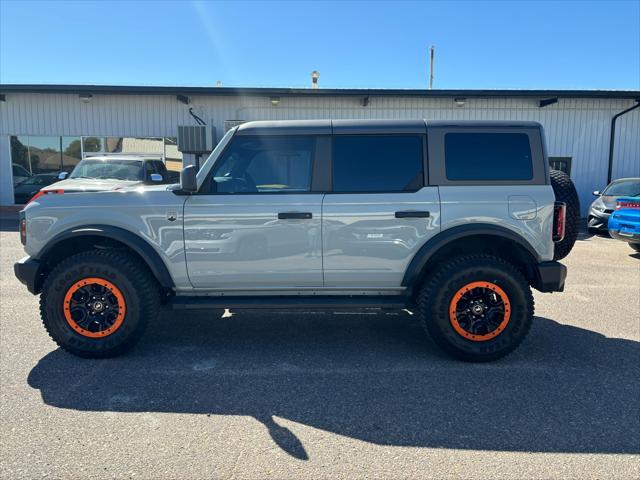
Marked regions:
[40,249,160,358]
[417,254,534,362]
[550,169,580,260]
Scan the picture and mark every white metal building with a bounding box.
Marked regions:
[1,84,638,214]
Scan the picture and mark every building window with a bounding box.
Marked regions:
[61,137,82,173]
[549,156,572,175]
[164,137,183,172]
[82,136,103,153]
[10,136,82,180]
[78,136,182,170]
[10,134,185,203]
[10,135,82,204]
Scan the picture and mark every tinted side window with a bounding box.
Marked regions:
[333,135,423,192]
[211,136,315,194]
[153,161,168,175]
[444,133,533,181]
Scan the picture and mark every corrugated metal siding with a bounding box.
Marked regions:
[1,93,638,213]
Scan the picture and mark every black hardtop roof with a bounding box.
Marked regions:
[235,119,542,135]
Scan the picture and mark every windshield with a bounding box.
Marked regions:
[602,179,640,196]
[70,159,144,181]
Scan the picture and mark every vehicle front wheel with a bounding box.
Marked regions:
[40,249,160,358]
[417,254,534,362]
[630,243,640,253]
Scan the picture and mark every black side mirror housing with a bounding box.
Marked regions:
[180,165,198,192]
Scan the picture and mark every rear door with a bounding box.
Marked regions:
[184,134,327,289]
[322,124,441,288]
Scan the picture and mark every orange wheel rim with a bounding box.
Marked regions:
[63,277,126,338]
[449,281,511,342]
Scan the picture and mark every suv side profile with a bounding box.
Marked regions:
[14,120,579,362]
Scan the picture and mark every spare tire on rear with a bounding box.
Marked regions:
[550,169,580,260]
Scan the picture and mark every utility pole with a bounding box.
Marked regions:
[429,45,435,89]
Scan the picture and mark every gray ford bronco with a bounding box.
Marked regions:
[14,120,579,362]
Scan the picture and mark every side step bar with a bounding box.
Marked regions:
[170,295,409,310]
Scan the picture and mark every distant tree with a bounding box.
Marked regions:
[10,137,28,169]
[64,139,82,159]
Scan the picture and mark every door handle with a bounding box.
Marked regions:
[395,210,430,218]
[278,212,312,220]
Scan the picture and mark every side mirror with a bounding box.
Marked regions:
[150,173,163,183]
[180,165,198,192]
[592,190,601,196]
[58,172,68,180]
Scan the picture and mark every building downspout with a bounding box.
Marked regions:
[607,98,640,183]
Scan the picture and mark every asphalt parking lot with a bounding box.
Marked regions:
[1,222,639,479]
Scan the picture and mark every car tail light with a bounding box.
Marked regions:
[27,189,64,205]
[616,200,640,210]
[19,217,27,245]
[553,202,566,242]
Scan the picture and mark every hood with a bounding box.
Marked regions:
[601,195,625,209]
[41,178,142,193]
[591,195,628,211]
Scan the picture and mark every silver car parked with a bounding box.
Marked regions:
[588,178,640,233]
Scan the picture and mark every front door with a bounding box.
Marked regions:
[184,135,324,289]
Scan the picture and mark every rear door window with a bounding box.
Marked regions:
[332,135,423,192]
[444,133,533,181]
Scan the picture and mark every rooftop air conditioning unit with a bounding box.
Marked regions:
[177,125,217,154]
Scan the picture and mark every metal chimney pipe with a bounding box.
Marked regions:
[429,46,435,89]
[311,70,320,89]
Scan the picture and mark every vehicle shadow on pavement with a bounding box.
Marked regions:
[28,312,640,459]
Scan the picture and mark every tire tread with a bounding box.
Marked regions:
[417,253,534,362]
[40,249,160,358]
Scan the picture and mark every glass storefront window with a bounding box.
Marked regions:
[10,136,31,183]
[10,135,63,183]
[105,137,123,153]
[25,137,62,174]
[10,135,70,204]
[82,137,103,153]
[10,134,186,202]
[61,137,82,173]
[164,137,183,172]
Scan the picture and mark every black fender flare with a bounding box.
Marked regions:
[36,225,175,289]
[401,224,542,288]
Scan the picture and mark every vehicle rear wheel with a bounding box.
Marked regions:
[417,254,534,362]
[40,249,160,358]
[630,243,640,253]
[550,169,580,260]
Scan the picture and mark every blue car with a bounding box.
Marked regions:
[608,196,640,253]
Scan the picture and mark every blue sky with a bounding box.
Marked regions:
[1,0,639,90]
